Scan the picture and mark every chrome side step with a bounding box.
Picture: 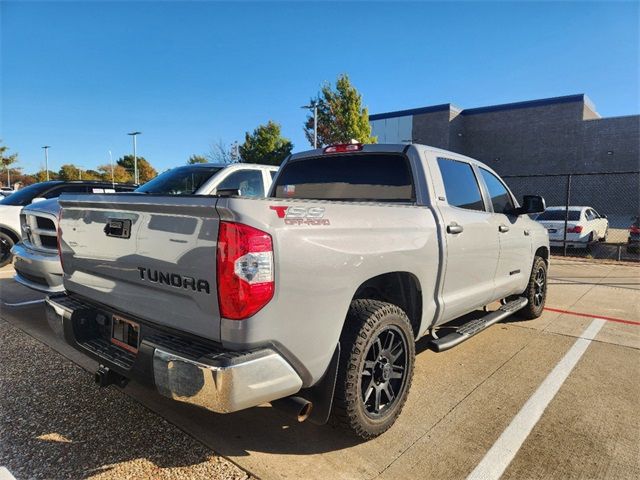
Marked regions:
[430,297,528,352]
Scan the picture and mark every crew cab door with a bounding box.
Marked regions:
[433,158,499,322]
[478,168,533,300]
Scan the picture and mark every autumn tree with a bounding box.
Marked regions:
[117,155,157,183]
[97,164,132,183]
[58,164,82,181]
[304,74,376,147]
[34,170,59,182]
[239,121,293,166]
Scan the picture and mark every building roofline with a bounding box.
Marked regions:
[462,93,594,116]
[370,94,598,120]
[369,103,460,121]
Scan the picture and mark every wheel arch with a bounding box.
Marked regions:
[535,245,549,263]
[0,225,20,244]
[351,271,422,337]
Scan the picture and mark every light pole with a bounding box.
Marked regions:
[108,150,114,186]
[127,131,141,184]
[301,101,318,148]
[42,146,51,180]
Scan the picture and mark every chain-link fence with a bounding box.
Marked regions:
[503,171,640,262]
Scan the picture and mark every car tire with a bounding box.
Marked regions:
[0,231,15,268]
[516,256,547,320]
[331,299,415,439]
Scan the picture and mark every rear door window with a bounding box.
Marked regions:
[273,154,414,202]
[437,158,485,211]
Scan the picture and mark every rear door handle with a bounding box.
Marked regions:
[447,223,464,234]
[499,224,510,233]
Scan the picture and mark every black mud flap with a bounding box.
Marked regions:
[300,343,340,425]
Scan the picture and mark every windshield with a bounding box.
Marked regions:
[0,182,60,206]
[537,210,581,221]
[135,166,223,195]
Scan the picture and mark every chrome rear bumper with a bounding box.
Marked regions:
[45,294,302,413]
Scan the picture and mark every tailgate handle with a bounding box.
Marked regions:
[104,219,132,239]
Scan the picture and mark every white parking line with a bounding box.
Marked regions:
[467,317,606,480]
[0,466,17,480]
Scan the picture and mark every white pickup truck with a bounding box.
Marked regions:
[46,143,548,439]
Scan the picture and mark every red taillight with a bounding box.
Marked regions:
[216,221,274,320]
[324,143,363,154]
[630,226,640,234]
[567,225,583,233]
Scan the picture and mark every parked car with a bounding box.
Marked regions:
[0,187,14,198]
[45,143,548,439]
[0,181,137,268]
[535,206,608,249]
[11,162,278,292]
[627,216,640,253]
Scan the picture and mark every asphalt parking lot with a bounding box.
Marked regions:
[0,258,638,480]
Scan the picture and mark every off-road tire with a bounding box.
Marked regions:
[517,256,547,319]
[331,299,415,439]
[0,231,15,268]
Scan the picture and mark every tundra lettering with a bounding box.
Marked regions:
[137,266,210,294]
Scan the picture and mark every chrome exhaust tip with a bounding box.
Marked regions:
[271,396,313,423]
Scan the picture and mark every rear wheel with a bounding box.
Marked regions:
[0,231,15,268]
[516,256,547,319]
[332,299,415,439]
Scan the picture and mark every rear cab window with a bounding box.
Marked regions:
[272,153,415,203]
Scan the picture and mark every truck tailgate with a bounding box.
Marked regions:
[58,194,222,341]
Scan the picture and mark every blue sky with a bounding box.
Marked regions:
[2,1,638,174]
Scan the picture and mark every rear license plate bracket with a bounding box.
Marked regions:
[111,315,140,353]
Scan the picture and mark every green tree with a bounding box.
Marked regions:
[117,155,157,183]
[97,164,132,183]
[187,154,208,164]
[58,164,82,181]
[304,74,376,147]
[239,121,293,166]
[0,140,19,188]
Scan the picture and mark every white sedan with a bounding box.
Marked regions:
[535,206,608,249]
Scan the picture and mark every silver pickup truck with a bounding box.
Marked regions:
[46,143,549,439]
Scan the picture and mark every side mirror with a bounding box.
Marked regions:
[519,195,546,215]
[31,197,46,204]
[601,214,608,219]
